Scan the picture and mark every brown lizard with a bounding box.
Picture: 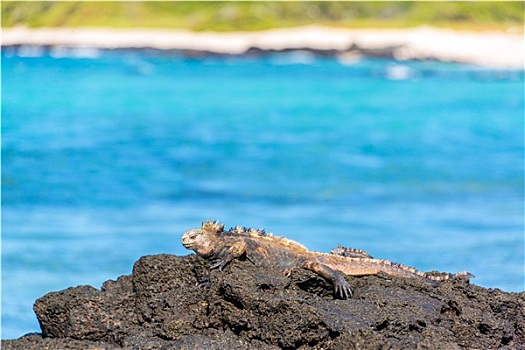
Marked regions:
[181,220,473,299]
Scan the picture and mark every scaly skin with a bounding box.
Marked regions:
[325,245,473,283]
[182,221,473,299]
[317,252,473,283]
[330,244,374,259]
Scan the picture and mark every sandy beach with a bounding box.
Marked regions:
[2,25,524,68]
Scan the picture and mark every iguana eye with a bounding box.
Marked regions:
[188,230,200,239]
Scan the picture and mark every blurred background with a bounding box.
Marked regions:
[2,1,523,31]
[2,1,524,340]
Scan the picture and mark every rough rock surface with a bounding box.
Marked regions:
[3,254,524,349]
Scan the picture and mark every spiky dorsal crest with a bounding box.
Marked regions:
[229,226,266,237]
[226,224,308,252]
[331,244,374,259]
[202,220,225,234]
[248,228,266,236]
[232,226,247,234]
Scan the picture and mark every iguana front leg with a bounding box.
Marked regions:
[302,260,353,299]
[209,241,247,271]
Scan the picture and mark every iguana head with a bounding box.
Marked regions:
[182,220,224,258]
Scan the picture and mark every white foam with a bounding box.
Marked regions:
[3,26,523,69]
[49,46,101,59]
[386,64,416,80]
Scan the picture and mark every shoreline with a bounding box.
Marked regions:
[2,25,523,68]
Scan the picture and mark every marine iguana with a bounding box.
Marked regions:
[181,221,473,299]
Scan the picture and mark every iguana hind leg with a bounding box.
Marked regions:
[302,260,353,299]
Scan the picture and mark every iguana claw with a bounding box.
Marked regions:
[334,275,353,299]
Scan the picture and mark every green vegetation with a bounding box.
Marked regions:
[2,1,523,32]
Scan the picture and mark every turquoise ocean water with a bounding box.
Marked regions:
[2,48,524,339]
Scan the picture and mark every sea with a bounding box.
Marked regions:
[2,47,524,339]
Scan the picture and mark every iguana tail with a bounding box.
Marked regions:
[315,253,474,284]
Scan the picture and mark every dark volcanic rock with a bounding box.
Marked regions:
[3,254,524,349]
